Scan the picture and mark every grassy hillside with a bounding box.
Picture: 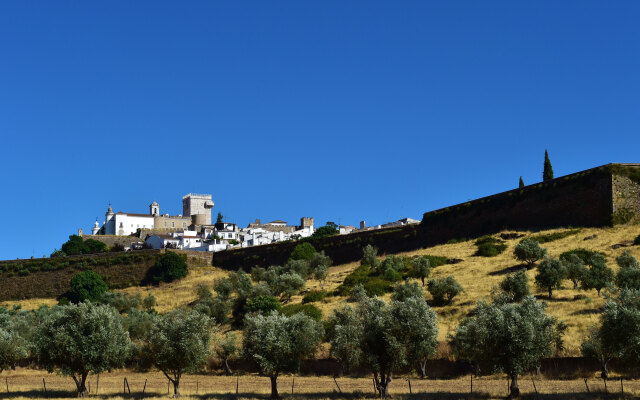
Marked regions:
[4,225,639,356]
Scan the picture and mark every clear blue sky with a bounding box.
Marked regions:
[1,1,639,259]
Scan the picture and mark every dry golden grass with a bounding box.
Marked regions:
[3,225,640,357]
[1,367,639,399]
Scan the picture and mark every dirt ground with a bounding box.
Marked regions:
[0,368,636,400]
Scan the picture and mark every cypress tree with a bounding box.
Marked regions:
[519,176,525,188]
[543,150,554,181]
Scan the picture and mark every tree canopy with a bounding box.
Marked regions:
[34,302,131,396]
[450,296,565,397]
[66,271,109,304]
[243,312,323,399]
[543,149,554,181]
[152,251,188,283]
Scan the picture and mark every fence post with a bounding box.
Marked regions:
[334,377,342,394]
[236,375,239,395]
[143,379,147,394]
[470,375,473,394]
[407,378,412,394]
[621,377,624,394]
[125,377,131,394]
[43,378,47,393]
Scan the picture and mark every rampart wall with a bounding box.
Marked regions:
[211,164,640,270]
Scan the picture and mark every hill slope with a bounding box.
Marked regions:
[3,225,639,356]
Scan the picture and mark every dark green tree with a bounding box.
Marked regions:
[583,255,614,296]
[412,256,431,286]
[535,258,566,298]
[564,254,588,289]
[543,149,554,181]
[519,176,525,188]
[289,242,316,261]
[312,222,339,238]
[152,251,188,283]
[216,212,224,223]
[66,271,109,304]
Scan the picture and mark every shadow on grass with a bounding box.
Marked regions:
[572,308,603,316]
[534,295,575,303]
[489,264,532,276]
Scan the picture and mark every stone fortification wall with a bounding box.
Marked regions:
[211,164,640,271]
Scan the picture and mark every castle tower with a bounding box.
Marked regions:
[182,193,214,225]
[150,200,160,216]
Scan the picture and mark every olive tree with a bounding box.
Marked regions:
[535,258,566,298]
[0,308,32,376]
[427,276,463,305]
[616,251,640,290]
[361,245,380,269]
[328,294,438,398]
[215,332,238,375]
[563,254,587,289]
[583,290,640,375]
[145,309,213,396]
[412,257,431,286]
[242,312,323,399]
[514,239,547,267]
[450,297,565,397]
[34,302,131,396]
[583,255,614,296]
[498,270,530,303]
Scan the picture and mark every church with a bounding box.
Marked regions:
[92,193,214,236]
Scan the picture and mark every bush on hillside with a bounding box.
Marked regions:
[245,295,281,315]
[514,239,547,266]
[474,236,507,257]
[529,229,581,244]
[152,251,188,283]
[59,235,109,256]
[302,290,327,304]
[281,303,322,321]
[635,234,640,246]
[66,270,109,304]
[498,269,530,302]
[427,276,463,306]
[289,243,316,261]
[560,249,606,265]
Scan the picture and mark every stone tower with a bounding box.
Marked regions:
[182,193,214,225]
[150,200,160,216]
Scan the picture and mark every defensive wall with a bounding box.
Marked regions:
[211,163,640,270]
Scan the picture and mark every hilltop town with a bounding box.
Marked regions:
[82,193,420,253]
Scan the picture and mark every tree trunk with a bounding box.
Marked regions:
[224,358,233,375]
[421,277,425,286]
[548,288,553,299]
[573,280,578,289]
[375,371,392,399]
[419,360,427,378]
[509,374,519,398]
[72,373,89,397]
[597,288,601,296]
[270,375,279,399]
[173,377,180,397]
[601,360,609,379]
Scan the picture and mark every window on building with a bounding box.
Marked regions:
[172,222,175,228]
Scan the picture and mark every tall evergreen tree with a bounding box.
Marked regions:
[543,150,554,181]
[519,176,525,188]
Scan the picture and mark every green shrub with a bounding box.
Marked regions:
[66,270,109,304]
[152,252,188,283]
[363,277,393,297]
[281,303,322,321]
[529,229,581,244]
[289,243,316,261]
[302,291,327,304]
[635,234,640,246]
[422,255,448,267]
[475,236,507,257]
[560,249,606,265]
[498,270,530,302]
[245,295,281,315]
